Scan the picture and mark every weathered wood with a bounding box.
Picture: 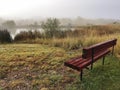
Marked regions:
[64,39,117,81]
[82,39,117,59]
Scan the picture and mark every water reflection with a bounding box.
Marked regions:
[11,28,43,39]
[11,27,75,39]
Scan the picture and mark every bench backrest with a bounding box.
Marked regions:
[82,39,117,59]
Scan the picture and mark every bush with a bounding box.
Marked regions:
[0,29,12,43]
[14,30,43,41]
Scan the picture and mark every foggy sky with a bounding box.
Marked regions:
[0,0,119,19]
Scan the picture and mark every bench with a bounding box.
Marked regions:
[64,39,117,81]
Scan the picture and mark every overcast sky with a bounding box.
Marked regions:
[0,0,119,19]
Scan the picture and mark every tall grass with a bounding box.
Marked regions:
[14,25,120,53]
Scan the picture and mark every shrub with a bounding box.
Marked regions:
[14,30,43,41]
[0,29,12,43]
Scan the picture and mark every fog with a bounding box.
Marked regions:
[0,0,120,38]
[0,0,120,19]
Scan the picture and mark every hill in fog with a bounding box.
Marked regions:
[0,16,119,26]
[59,17,120,26]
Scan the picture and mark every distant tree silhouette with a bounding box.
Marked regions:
[0,29,12,43]
[41,18,60,38]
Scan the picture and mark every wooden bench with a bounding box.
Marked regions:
[64,39,117,81]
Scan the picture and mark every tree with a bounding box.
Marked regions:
[0,29,12,43]
[41,18,60,38]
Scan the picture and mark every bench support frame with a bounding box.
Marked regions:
[102,56,105,65]
[112,46,114,55]
[91,48,94,70]
[80,70,83,81]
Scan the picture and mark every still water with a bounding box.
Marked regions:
[11,28,44,39]
[11,27,75,39]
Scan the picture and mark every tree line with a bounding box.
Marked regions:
[0,18,118,43]
[0,18,76,43]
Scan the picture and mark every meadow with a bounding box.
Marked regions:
[0,25,120,90]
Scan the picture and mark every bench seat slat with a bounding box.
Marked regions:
[78,49,110,70]
[67,56,82,63]
[64,49,110,71]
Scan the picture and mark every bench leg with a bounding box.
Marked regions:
[91,63,93,70]
[80,70,83,81]
[112,46,114,55]
[102,56,105,65]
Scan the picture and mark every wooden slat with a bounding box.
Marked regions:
[78,49,110,70]
[82,39,117,59]
[84,39,117,50]
[64,49,110,71]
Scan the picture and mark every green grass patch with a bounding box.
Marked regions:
[0,44,120,90]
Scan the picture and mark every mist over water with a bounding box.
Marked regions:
[11,28,44,39]
[10,27,75,39]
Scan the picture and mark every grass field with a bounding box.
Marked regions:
[0,24,120,90]
[0,43,120,90]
